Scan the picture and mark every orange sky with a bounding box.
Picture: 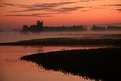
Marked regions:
[0,0,121,28]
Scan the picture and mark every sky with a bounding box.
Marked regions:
[0,0,121,29]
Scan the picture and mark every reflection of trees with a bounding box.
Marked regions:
[0,28,2,32]
[21,48,121,81]
[32,46,44,53]
[37,47,44,53]
[23,46,44,53]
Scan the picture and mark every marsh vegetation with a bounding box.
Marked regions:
[21,48,121,81]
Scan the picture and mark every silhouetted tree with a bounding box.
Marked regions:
[22,25,29,31]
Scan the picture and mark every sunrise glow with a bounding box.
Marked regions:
[0,0,121,28]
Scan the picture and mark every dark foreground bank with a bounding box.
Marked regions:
[0,38,121,46]
[21,48,121,81]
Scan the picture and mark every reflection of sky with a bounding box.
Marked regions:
[0,0,121,28]
[0,45,110,81]
[0,46,96,81]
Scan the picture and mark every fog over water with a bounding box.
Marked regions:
[0,31,121,43]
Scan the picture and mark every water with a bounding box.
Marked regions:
[0,46,107,81]
[0,31,121,81]
[0,31,121,43]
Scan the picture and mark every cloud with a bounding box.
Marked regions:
[80,0,90,2]
[10,7,52,12]
[107,4,121,6]
[1,1,89,15]
[105,4,121,12]
[0,2,15,6]
[6,6,85,17]
[34,2,76,8]
[1,1,76,8]
[117,9,121,12]
[5,13,58,17]
[2,3,15,6]
[6,1,77,12]
[81,10,88,11]
[5,14,52,17]
[54,6,84,13]
[80,0,102,2]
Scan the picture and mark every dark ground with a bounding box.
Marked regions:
[21,48,121,81]
[0,38,121,46]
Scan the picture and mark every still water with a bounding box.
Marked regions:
[0,45,111,81]
[0,31,121,43]
[0,31,120,81]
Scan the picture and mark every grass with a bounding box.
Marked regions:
[0,38,121,46]
[20,48,121,81]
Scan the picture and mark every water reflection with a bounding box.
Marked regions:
[21,47,121,81]
[26,45,114,53]
[0,46,110,81]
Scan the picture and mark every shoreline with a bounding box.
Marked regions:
[0,38,121,46]
[20,48,121,81]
